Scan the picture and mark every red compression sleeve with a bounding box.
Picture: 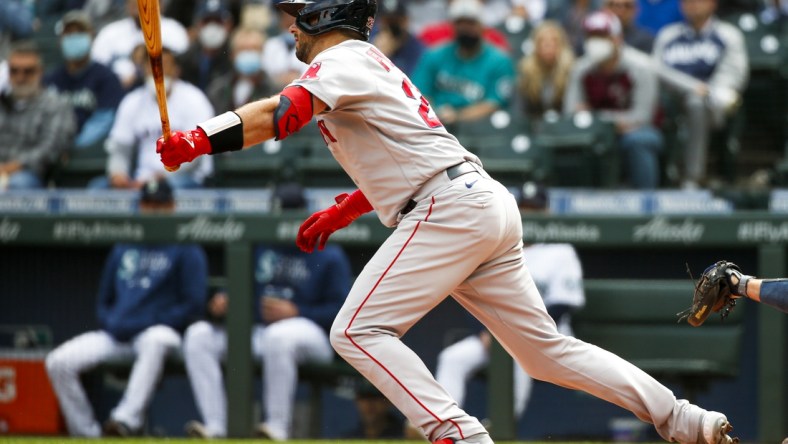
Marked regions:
[274,86,314,140]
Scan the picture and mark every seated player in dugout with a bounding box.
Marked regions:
[154,0,740,442]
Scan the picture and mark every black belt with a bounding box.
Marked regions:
[401,162,480,215]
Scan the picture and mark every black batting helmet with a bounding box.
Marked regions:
[276,0,377,41]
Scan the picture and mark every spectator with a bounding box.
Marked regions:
[605,0,654,52]
[652,0,748,188]
[342,380,405,439]
[91,0,189,90]
[636,0,682,35]
[207,27,276,113]
[0,40,75,190]
[44,10,124,150]
[182,183,353,440]
[562,0,601,54]
[417,0,512,52]
[411,0,516,126]
[92,44,214,190]
[517,21,575,120]
[0,0,35,59]
[564,11,664,189]
[180,0,234,92]
[260,5,307,89]
[372,0,425,76]
[45,178,208,437]
[0,60,7,93]
[434,183,585,426]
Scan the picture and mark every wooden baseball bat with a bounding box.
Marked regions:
[137,0,177,171]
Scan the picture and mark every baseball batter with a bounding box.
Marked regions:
[155,0,738,442]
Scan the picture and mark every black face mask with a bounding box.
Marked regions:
[388,22,404,38]
[456,32,481,49]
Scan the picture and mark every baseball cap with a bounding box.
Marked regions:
[139,178,174,204]
[55,10,93,35]
[582,11,622,37]
[195,0,232,21]
[448,0,483,21]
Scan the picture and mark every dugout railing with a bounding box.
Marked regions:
[1,212,785,441]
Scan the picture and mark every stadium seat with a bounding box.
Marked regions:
[454,110,547,186]
[531,113,618,188]
[212,138,299,188]
[294,122,354,187]
[52,141,108,188]
[494,16,533,58]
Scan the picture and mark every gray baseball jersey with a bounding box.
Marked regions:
[291,40,481,227]
[292,39,732,444]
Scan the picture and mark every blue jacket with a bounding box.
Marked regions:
[97,244,208,341]
[254,244,352,331]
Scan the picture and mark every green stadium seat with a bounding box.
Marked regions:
[532,113,618,188]
[52,141,108,188]
[294,122,354,187]
[213,138,298,188]
[454,110,547,186]
[576,279,744,402]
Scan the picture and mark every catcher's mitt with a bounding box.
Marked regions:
[678,261,741,327]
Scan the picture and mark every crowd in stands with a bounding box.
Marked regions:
[0,0,785,192]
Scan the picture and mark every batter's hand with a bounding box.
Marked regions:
[156,129,212,172]
[296,190,373,253]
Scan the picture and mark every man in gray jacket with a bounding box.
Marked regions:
[652,0,748,189]
[564,11,663,189]
[0,40,76,189]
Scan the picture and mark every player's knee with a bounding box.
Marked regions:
[328,324,351,357]
[183,321,212,354]
[136,325,181,352]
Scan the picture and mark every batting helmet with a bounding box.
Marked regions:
[276,0,377,41]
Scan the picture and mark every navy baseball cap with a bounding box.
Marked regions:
[273,182,307,210]
[140,178,174,204]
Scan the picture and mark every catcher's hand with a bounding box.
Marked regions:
[678,260,743,327]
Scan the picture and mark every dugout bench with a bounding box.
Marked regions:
[94,352,363,438]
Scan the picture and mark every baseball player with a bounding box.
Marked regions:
[155,0,738,442]
[45,179,207,437]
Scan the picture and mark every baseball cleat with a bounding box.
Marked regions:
[184,420,211,438]
[699,412,739,444]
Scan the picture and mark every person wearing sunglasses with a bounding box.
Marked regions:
[0,40,75,190]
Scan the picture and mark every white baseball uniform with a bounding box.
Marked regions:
[289,39,723,443]
[436,243,585,418]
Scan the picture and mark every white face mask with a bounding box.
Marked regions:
[146,75,173,97]
[583,37,615,63]
[199,23,228,49]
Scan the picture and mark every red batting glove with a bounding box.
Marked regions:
[156,128,212,172]
[296,190,373,253]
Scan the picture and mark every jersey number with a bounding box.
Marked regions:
[401,78,442,128]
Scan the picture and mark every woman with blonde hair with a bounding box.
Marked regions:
[517,21,575,119]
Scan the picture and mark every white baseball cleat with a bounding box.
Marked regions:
[699,412,739,444]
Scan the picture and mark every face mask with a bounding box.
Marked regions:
[583,37,615,63]
[456,32,481,49]
[388,22,404,38]
[146,75,173,96]
[199,23,228,49]
[234,50,262,76]
[61,33,92,61]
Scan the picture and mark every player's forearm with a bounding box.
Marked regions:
[755,279,788,313]
[235,95,281,148]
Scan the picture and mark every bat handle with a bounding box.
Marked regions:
[161,125,179,172]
